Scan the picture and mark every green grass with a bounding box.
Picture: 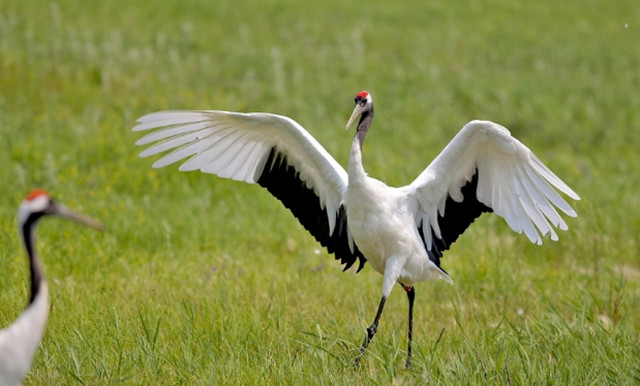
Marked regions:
[1,0,639,384]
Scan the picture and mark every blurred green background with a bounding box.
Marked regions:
[1,0,638,384]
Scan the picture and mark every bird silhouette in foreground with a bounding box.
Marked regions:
[0,190,102,385]
[133,91,579,367]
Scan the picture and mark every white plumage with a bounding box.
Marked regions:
[133,90,579,367]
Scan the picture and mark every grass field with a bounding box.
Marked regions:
[1,0,639,384]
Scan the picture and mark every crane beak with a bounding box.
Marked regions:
[50,203,105,231]
[345,104,365,130]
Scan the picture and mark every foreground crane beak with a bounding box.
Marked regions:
[50,203,104,231]
[346,104,365,130]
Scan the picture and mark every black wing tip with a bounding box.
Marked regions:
[342,259,354,271]
[339,250,367,273]
[421,171,492,269]
[257,148,367,274]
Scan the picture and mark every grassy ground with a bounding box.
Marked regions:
[1,0,639,384]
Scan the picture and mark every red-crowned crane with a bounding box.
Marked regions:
[0,190,102,385]
[133,91,579,367]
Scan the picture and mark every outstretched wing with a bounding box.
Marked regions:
[403,120,580,269]
[134,110,366,271]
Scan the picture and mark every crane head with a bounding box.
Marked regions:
[346,90,373,130]
[18,190,104,230]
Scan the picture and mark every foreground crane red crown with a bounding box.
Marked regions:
[133,91,579,367]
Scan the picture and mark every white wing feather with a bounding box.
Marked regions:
[133,110,348,234]
[404,120,579,247]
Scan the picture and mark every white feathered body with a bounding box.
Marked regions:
[345,135,452,297]
[345,177,447,292]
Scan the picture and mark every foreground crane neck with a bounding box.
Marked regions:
[349,107,374,181]
[21,217,45,306]
[354,107,374,149]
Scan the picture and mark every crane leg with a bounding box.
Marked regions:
[355,295,386,366]
[402,284,415,368]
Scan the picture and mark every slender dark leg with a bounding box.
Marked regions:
[402,285,415,368]
[355,295,387,366]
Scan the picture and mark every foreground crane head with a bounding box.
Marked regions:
[0,190,102,386]
[346,90,373,130]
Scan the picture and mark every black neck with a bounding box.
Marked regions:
[355,107,374,148]
[21,215,44,306]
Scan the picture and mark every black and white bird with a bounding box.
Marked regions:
[0,190,102,385]
[133,91,579,367]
